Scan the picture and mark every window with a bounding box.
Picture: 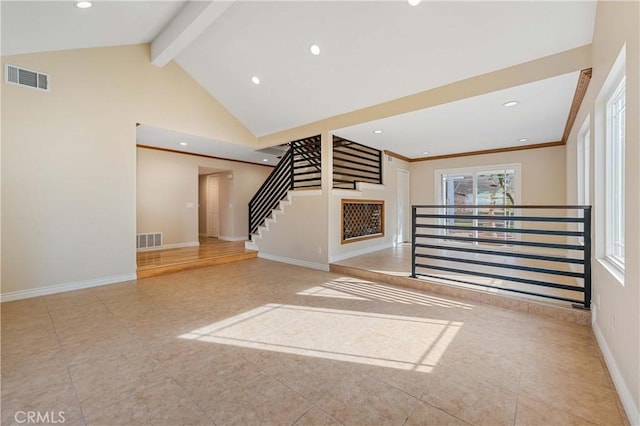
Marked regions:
[605,77,625,268]
[595,45,626,283]
[437,164,519,244]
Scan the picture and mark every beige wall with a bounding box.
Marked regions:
[137,147,272,244]
[1,44,256,298]
[137,148,199,245]
[409,146,566,206]
[565,1,639,421]
[253,190,329,269]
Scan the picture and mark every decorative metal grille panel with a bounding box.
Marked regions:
[341,199,384,244]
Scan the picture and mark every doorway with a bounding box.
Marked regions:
[205,174,220,238]
[396,169,410,244]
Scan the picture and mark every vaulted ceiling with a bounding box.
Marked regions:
[2,1,597,164]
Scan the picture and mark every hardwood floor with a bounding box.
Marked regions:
[137,237,257,278]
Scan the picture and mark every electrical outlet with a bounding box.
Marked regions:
[317,246,322,254]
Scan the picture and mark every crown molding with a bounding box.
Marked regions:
[383,150,412,162]
[411,140,564,162]
[562,68,592,144]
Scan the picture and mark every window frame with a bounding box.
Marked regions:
[434,163,521,248]
[594,44,626,284]
[604,76,626,270]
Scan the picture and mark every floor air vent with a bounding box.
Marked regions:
[137,233,162,249]
[5,64,49,91]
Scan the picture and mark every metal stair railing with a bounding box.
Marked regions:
[291,136,322,189]
[248,136,322,239]
[248,148,293,238]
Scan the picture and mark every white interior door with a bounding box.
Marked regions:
[206,175,220,238]
[396,169,410,243]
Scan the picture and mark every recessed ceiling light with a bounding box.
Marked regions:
[408,0,421,6]
[179,142,188,146]
[310,44,321,56]
[251,76,260,85]
[518,138,529,143]
[373,129,383,134]
[262,158,269,162]
[422,151,430,155]
[75,1,92,8]
[503,100,519,107]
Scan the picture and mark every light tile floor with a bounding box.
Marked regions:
[1,258,628,426]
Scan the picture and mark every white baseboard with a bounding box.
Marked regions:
[137,241,199,252]
[593,321,639,425]
[0,273,137,303]
[258,252,329,271]
[329,242,394,263]
[219,236,249,242]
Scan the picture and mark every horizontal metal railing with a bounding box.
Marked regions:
[411,205,592,309]
[333,136,382,189]
[292,136,322,189]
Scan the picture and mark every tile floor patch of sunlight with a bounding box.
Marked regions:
[179,302,463,372]
[297,277,474,309]
[296,286,369,301]
[418,274,506,292]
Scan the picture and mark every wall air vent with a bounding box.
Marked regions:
[136,233,163,250]
[5,64,50,91]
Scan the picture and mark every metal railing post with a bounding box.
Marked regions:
[248,206,251,240]
[411,206,417,278]
[378,150,383,185]
[290,142,295,190]
[583,206,592,309]
[289,142,296,189]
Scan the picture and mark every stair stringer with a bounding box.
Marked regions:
[245,195,294,250]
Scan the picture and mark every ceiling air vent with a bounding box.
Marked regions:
[5,64,50,91]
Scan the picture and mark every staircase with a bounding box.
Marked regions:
[248,136,322,241]
[246,135,384,250]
